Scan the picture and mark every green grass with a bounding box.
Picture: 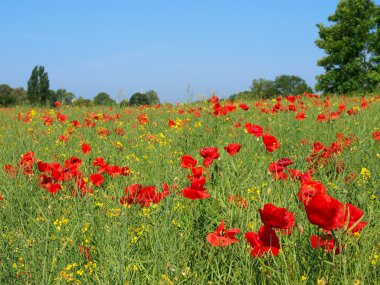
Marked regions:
[0,95,379,284]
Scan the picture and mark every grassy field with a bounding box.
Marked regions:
[0,94,379,284]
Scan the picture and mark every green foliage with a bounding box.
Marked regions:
[274,75,313,95]
[48,90,58,107]
[129,90,160,106]
[74,96,92,107]
[119,99,129,107]
[315,0,380,94]
[231,75,313,100]
[93,92,116,106]
[229,90,255,101]
[250,78,278,99]
[146,90,160,105]
[0,95,379,284]
[129,92,150,106]
[0,85,27,106]
[0,84,16,106]
[11,88,27,105]
[56,89,76,105]
[27,65,50,106]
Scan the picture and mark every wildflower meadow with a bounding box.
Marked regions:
[1,94,380,284]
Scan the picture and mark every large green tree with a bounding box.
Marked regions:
[146,90,160,105]
[93,92,116,105]
[129,90,160,106]
[248,76,312,99]
[27,65,50,105]
[0,84,16,106]
[129,92,149,106]
[315,0,380,94]
[250,79,278,99]
[274,75,313,95]
[56,89,76,105]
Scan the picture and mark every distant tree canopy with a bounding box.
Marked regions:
[129,90,160,106]
[0,84,27,106]
[315,0,380,94]
[74,96,92,107]
[119,99,129,107]
[27,65,50,106]
[230,75,313,100]
[273,75,313,95]
[56,89,76,105]
[93,92,116,106]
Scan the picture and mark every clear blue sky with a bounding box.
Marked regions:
[1,1,377,103]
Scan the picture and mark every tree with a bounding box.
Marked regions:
[74,96,92,107]
[93,92,116,106]
[274,75,313,95]
[56,89,76,105]
[315,0,380,94]
[0,84,16,106]
[119,99,129,107]
[129,92,149,106]
[48,90,58,106]
[11,87,27,105]
[250,78,278,99]
[27,65,50,105]
[146,90,160,104]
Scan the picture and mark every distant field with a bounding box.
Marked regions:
[1,94,379,284]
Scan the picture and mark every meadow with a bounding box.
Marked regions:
[0,94,379,284]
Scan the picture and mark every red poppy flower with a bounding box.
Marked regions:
[347,108,358,115]
[244,123,263,137]
[268,162,285,173]
[295,112,306,121]
[206,220,240,247]
[344,204,368,233]
[58,135,69,142]
[71,120,81,127]
[258,203,295,233]
[121,183,170,207]
[224,143,241,156]
[4,164,17,177]
[245,226,280,257]
[316,114,327,122]
[47,183,61,194]
[239,103,249,111]
[262,134,279,153]
[57,112,68,123]
[287,169,302,180]
[120,166,130,176]
[89,173,104,186]
[54,101,61,107]
[373,131,380,141]
[106,165,121,177]
[168,119,176,128]
[276,157,294,167]
[312,142,324,153]
[81,143,91,154]
[329,111,340,120]
[297,180,327,205]
[182,174,209,200]
[200,147,220,167]
[180,155,197,168]
[285,95,296,103]
[273,171,287,180]
[310,234,341,255]
[304,194,345,230]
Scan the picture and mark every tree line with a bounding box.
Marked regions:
[0,65,160,107]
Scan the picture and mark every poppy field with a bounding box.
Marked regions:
[1,94,380,284]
